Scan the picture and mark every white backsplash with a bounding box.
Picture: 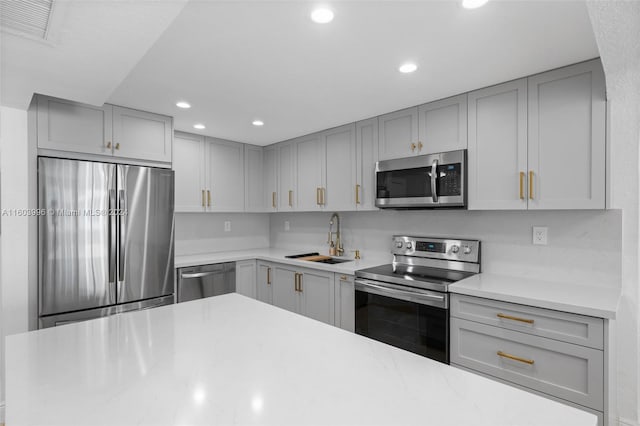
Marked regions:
[270,209,622,288]
[175,213,270,255]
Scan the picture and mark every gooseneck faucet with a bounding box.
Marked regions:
[328,212,344,256]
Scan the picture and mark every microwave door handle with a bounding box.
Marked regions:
[431,159,438,203]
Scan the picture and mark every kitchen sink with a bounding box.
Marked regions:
[285,252,353,264]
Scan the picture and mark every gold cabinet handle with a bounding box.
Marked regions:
[115,143,120,150]
[201,190,205,207]
[340,275,347,280]
[497,351,535,365]
[267,267,271,285]
[529,171,534,200]
[321,188,326,205]
[410,143,416,152]
[207,190,211,207]
[272,192,276,208]
[355,184,361,205]
[106,141,112,149]
[497,313,534,324]
[417,141,423,152]
[298,273,303,292]
[288,190,293,207]
[294,273,299,291]
[519,172,525,200]
[316,187,321,205]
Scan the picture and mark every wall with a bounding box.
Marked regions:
[175,213,270,255]
[588,2,640,425]
[0,106,37,422]
[271,210,621,287]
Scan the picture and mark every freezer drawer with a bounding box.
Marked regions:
[177,263,236,303]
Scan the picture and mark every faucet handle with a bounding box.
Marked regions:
[351,249,361,260]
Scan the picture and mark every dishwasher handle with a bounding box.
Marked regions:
[180,271,221,279]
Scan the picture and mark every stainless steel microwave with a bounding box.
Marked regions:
[375,149,466,209]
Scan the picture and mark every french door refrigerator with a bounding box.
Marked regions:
[38,157,175,328]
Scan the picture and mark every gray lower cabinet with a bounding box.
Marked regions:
[450,294,605,421]
[235,260,257,299]
[334,274,355,332]
[256,261,273,304]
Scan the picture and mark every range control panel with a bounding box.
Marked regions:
[391,235,480,263]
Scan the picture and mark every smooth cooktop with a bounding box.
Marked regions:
[356,263,476,292]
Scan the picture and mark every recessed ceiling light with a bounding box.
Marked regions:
[252,120,264,127]
[193,124,205,130]
[311,8,334,24]
[176,101,191,109]
[462,0,489,9]
[398,63,418,74]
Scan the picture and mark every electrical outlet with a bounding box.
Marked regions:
[532,226,548,245]
[224,221,231,232]
[284,221,290,231]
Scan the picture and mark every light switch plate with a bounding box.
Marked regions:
[532,226,548,245]
[224,221,231,232]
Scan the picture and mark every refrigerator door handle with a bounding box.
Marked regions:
[108,189,117,303]
[118,189,126,283]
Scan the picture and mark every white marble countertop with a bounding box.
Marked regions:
[7,294,595,426]
[175,247,390,275]
[450,273,620,319]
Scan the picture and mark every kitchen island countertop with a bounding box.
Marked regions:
[7,294,596,425]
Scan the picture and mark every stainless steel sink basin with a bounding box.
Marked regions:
[310,258,353,264]
[284,252,353,265]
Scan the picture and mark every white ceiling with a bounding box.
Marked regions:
[2,1,599,146]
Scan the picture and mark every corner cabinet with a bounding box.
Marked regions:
[172,132,245,212]
[35,95,172,164]
[468,59,606,210]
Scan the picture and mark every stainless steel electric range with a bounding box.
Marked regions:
[354,235,481,364]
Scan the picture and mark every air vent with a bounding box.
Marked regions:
[0,0,54,40]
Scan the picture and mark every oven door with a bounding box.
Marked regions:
[375,149,466,209]
[354,279,449,363]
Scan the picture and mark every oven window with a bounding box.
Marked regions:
[355,290,449,363]
[376,167,432,199]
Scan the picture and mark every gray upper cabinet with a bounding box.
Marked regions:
[112,106,172,163]
[418,94,468,154]
[206,137,245,212]
[263,146,278,211]
[377,106,419,160]
[355,118,379,211]
[527,59,606,210]
[468,79,528,210]
[322,123,357,211]
[37,95,113,156]
[35,95,172,164]
[244,144,264,212]
[278,141,296,211]
[173,131,206,212]
[294,133,324,211]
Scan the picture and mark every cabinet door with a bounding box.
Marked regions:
[173,132,206,212]
[37,95,113,156]
[527,59,606,210]
[295,133,324,211]
[112,106,172,163]
[298,268,334,325]
[468,79,528,210]
[335,274,355,332]
[264,146,278,211]
[235,260,257,299]
[256,261,273,304]
[278,142,296,210]
[244,145,264,212]
[418,94,467,154]
[206,137,245,212]
[272,264,298,313]
[356,118,379,211]
[378,106,419,160]
[323,124,356,211]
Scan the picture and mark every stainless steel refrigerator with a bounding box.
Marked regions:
[38,157,175,328]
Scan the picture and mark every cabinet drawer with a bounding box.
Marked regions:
[451,294,603,349]
[451,318,603,410]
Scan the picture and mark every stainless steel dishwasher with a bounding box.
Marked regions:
[177,263,236,303]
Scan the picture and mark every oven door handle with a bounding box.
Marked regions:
[431,159,438,203]
[355,279,447,309]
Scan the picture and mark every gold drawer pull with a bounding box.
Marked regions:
[417,141,423,152]
[355,184,361,204]
[340,275,347,280]
[267,267,271,285]
[207,190,211,207]
[288,190,293,207]
[410,142,416,152]
[316,187,321,205]
[201,190,206,207]
[497,313,534,324]
[497,351,535,365]
[106,141,112,149]
[321,188,325,205]
[272,192,276,208]
[529,170,534,200]
[519,171,525,200]
[115,143,120,150]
